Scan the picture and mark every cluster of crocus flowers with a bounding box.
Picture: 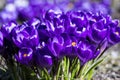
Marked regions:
[0,0,111,25]
[0,9,120,79]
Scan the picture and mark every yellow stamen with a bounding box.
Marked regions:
[71,42,76,47]
[115,32,119,35]
[23,53,28,57]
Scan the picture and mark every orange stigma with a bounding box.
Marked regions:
[23,53,28,57]
[71,42,76,46]
[115,32,119,35]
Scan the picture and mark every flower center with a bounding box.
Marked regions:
[115,31,119,36]
[23,53,28,57]
[71,42,76,47]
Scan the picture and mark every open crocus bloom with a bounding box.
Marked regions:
[15,47,33,65]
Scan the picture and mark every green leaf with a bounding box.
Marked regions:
[61,57,70,80]
[56,62,62,80]
[82,58,105,78]
[43,68,51,80]
[30,73,36,76]
[66,58,70,75]
[87,69,94,80]
[71,63,80,79]
[70,57,78,72]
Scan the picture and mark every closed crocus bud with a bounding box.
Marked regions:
[90,19,108,43]
[15,47,33,65]
[77,41,94,65]
[36,21,51,42]
[1,21,17,40]
[37,55,52,68]
[34,49,52,68]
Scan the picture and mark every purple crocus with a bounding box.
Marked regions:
[69,11,88,38]
[0,8,119,75]
[36,21,51,42]
[60,33,78,57]
[34,47,53,68]
[15,47,33,65]
[1,21,17,40]
[108,27,120,45]
[12,23,39,48]
[0,0,112,25]
[47,36,64,57]
[77,40,100,65]
[34,53,53,68]
[89,19,108,43]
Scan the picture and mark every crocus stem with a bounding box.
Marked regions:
[76,65,83,77]
[32,67,41,79]
[54,75,57,80]
[7,60,20,80]
[96,47,108,60]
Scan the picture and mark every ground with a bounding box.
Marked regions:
[93,44,120,80]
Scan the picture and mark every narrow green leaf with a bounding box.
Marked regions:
[43,68,51,80]
[66,58,69,75]
[71,62,80,79]
[70,58,78,72]
[56,62,62,80]
[30,73,36,76]
[83,58,104,78]
[87,69,94,80]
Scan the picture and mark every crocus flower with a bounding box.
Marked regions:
[69,11,88,38]
[12,24,39,48]
[77,40,100,65]
[60,33,78,58]
[15,47,33,65]
[0,8,119,75]
[47,36,64,57]
[108,27,120,45]
[1,21,17,40]
[34,53,53,68]
[34,47,53,68]
[89,19,108,43]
